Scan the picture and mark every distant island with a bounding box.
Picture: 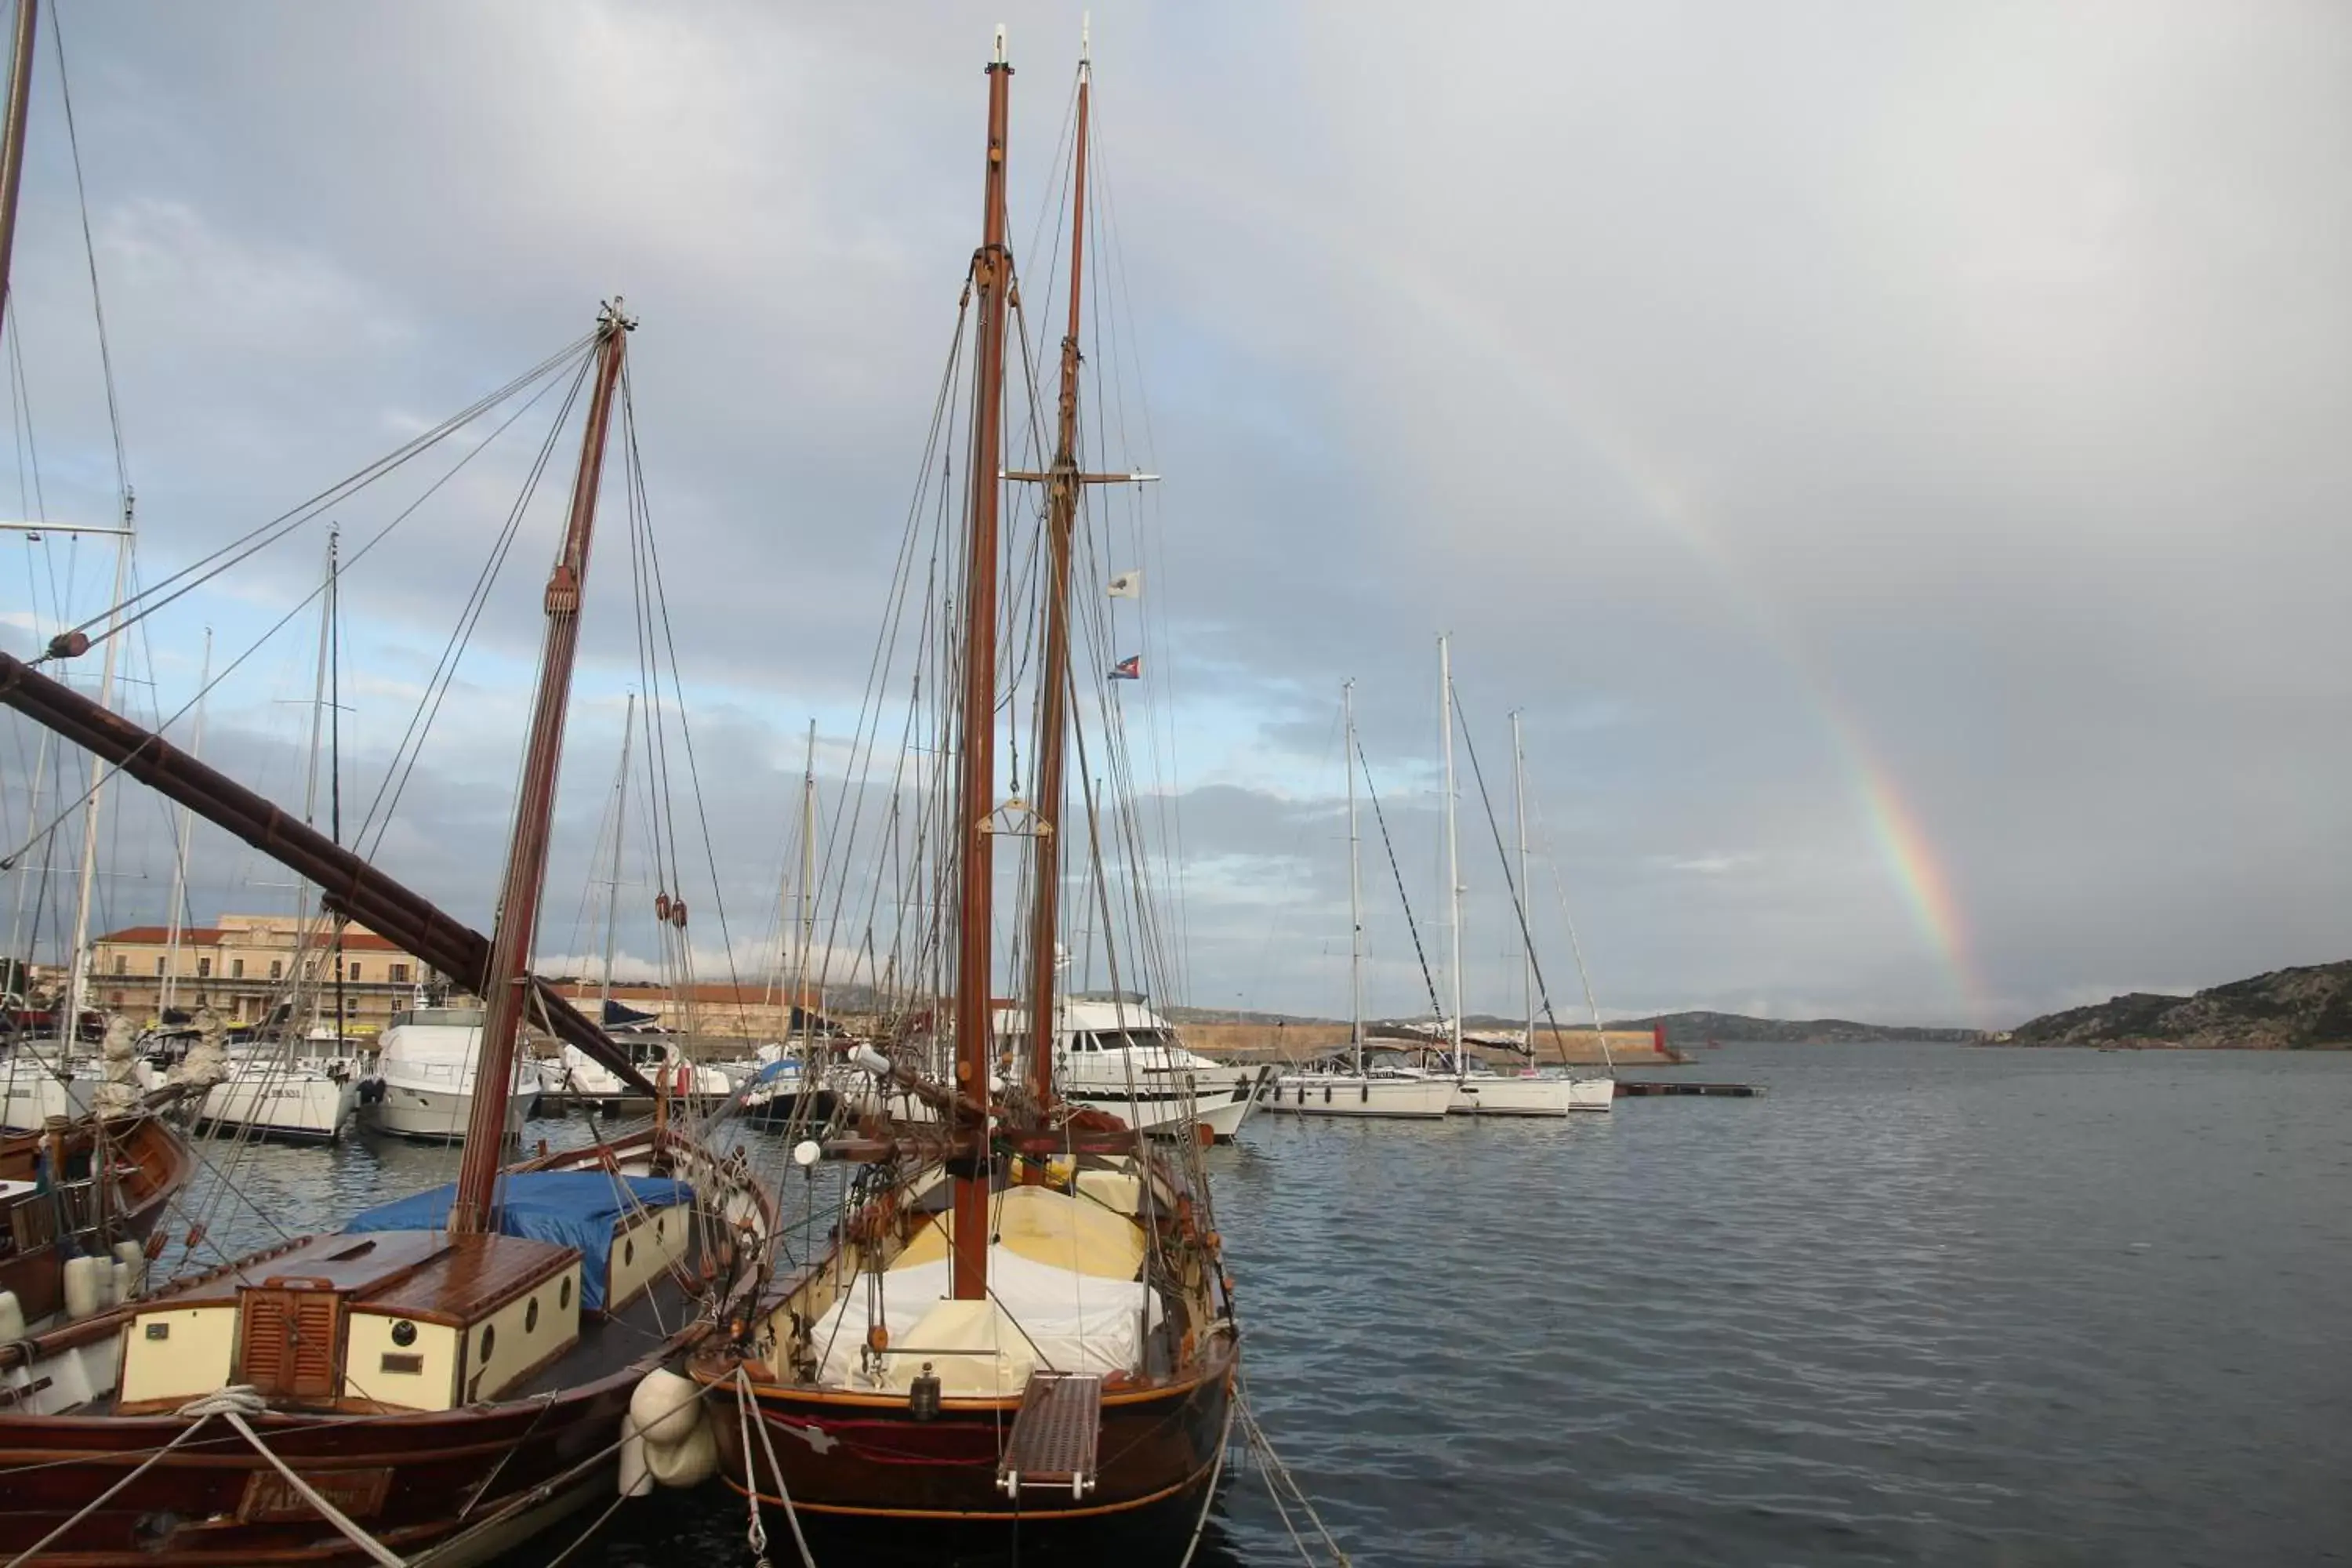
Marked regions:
[1602,1010,1976,1045]
[1993,960,2352,1050]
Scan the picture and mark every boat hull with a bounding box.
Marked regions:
[1265,1073,1457,1118]
[195,1073,358,1145]
[1064,1064,1272,1143]
[0,1374,633,1566]
[713,1348,1233,1563]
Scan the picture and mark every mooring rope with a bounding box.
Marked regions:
[735,1367,820,1568]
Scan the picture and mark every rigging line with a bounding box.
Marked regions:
[354,350,592,854]
[808,299,971,1004]
[1356,736,1446,1025]
[45,5,129,505]
[621,364,751,1035]
[45,331,597,655]
[1523,771,1617,1059]
[5,294,47,528]
[0,349,573,880]
[1450,682,1573,1045]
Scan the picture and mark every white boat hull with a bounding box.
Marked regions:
[1265,1074,1457,1119]
[1063,1064,1273,1142]
[1570,1076,1616,1112]
[0,1070,88,1134]
[198,1070,359,1145]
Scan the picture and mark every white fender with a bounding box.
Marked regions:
[616,1430,654,1498]
[644,1418,717,1487]
[0,1289,24,1342]
[629,1367,704,1447]
[63,1256,105,1320]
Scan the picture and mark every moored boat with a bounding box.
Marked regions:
[683,34,1239,1559]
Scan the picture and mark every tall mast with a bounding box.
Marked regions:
[60,509,129,1051]
[598,693,634,1013]
[0,0,38,360]
[793,717,815,1042]
[1022,27,1090,1105]
[297,532,334,1022]
[161,628,211,1016]
[1513,708,1532,1054]
[1440,633,1463,1079]
[949,30,1014,1302]
[448,302,630,1236]
[1345,679,1363,1073]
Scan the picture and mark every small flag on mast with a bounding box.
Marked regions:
[1109,655,1142,681]
[1107,570,1143,598]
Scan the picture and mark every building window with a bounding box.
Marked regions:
[270,959,283,980]
[345,996,360,1013]
[349,962,363,983]
[198,958,212,978]
[231,958,245,979]
[113,956,126,975]
[154,957,166,976]
[110,990,124,1006]
[390,963,409,984]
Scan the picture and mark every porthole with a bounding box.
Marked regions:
[623,1237,636,1268]
[390,1319,418,1348]
[479,1324,495,1362]
[525,1297,539,1333]
[560,1276,573,1311]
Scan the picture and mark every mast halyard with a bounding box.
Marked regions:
[1514,708,1531,1055]
[1345,679,1364,1073]
[1023,33,1091,1107]
[793,717,815,1050]
[448,301,631,1237]
[950,30,1014,1303]
[1441,633,1464,1080]
[160,629,210,1017]
[598,692,635,1014]
[0,0,36,358]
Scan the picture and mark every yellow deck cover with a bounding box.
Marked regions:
[891,1183,1146,1280]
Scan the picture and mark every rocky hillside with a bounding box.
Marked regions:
[2003,961,2352,1049]
[1605,1011,1975,1044]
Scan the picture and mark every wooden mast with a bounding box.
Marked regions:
[1023,34,1091,1104]
[0,0,37,358]
[448,301,631,1236]
[950,31,1014,1302]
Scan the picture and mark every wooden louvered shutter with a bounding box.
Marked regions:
[238,1287,345,1401]
[238,1290,290,1392]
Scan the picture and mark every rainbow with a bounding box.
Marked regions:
[1240,203,1993,1018]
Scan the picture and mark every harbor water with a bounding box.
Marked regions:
[187,1042,2351,1565]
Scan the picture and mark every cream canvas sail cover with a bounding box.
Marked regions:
[891,1183,1146,1280]
[811,1243,1159,1391]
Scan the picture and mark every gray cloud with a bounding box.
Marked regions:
[4,2,2345,1029]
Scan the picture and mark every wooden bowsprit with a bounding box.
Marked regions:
[997,1371,1103,1500]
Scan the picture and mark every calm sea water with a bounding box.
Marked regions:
[187,1043,2352,1566]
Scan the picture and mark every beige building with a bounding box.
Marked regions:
[89,913,441,1031]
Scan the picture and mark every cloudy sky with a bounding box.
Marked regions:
[2,2,2347,1030]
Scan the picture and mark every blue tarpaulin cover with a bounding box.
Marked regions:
[343,1172,695,1313]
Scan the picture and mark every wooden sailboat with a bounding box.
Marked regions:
[688,31,1236,1559]
[0,303,777,1566]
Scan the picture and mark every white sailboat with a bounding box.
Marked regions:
[1270,680,1459,1119]
[1440,657,1614,1115]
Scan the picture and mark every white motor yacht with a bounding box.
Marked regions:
[1001,996,1272,1143]
[363,1005,541,1141]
